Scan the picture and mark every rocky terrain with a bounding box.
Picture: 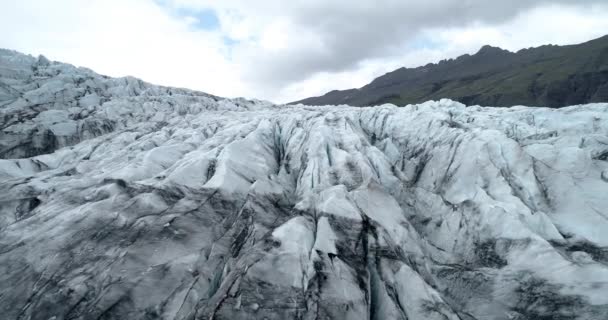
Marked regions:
[293,35,608,108]
[1,49,608,320]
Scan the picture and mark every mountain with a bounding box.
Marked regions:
[1,49,608,320]
[293,35,608,108]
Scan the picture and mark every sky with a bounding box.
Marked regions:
[1,0,608,103]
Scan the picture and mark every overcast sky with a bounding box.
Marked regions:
[2,0,607,103]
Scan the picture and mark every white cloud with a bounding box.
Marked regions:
[0,0,247,97]
[1,0,607,103]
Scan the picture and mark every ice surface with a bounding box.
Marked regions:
[1,49,608,319]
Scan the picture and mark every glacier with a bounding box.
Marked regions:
[1,48,608,320]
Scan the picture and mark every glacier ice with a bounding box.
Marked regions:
[1,48,608,319]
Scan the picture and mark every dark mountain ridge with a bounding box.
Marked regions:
[293,35,608,107]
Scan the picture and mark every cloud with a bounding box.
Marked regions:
[1,0,607,103]
[189,1,606,85]
[0,0,246,97]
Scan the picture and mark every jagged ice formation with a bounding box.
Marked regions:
[1,49,608,320]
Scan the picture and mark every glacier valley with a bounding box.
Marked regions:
[1,49,608,320]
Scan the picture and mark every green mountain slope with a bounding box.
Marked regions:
[292,35,608,107]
